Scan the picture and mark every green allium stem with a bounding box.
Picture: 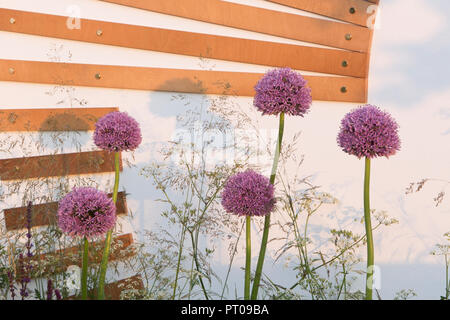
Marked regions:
[245,215,251,300]
[251,112,285,300]
[81,237,89,300]
[97,151,120,300]
[364,157,374,300]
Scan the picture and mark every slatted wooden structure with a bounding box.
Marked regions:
[0,0,380,299]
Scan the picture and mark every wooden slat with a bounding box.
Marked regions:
[0,59,368,103]
[268,0,379,27]
[99,0,372,52]
[66,275,144,300]
[0,107,118,132]
[4,192,128,231]
[100,274,144,300]
[24,233,134,278]
[0,9,368,77]
[0,150,122,181]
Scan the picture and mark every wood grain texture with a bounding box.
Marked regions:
[4,192,128,231]
[99,0,372,52]
[0,107,118,132]
[0,59,368,103]
[22,233,135,278]
[268,0,379,27]
[0,150,122,181]
[0,9,368,77]
[66,275,144,300]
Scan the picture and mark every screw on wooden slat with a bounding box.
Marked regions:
[98,158,105,165]
[9,18,16,24]
[349,7,356,14]
[341,86,348,93]
[8,68,15,75]
[95,73,101,80]
[15,166,20,171]
[342,60,348,68]
[345,33,352,41]
[96,29,103,36]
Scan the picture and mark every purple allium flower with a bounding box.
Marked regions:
[57,187,116,239]
[221,170,275,217]
[93,111,142,152]
[337,104,401,159]
[254,68,312,116]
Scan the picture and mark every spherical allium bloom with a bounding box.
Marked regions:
[221,170,275,217]
[93,111,142,152]
[57,187,116,238]
[337,104,401,159]
[254,67,312,116]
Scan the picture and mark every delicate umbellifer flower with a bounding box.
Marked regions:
[93,111,142,152]
[337,104,401,159]
[254,67,312,116]
[221,170,275,217]
[57,187,116,238]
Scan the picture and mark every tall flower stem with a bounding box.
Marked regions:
[81,237,89,300]
[251,112,285,300]
[245,216,251,300]
[98,151,120,300]
[364,157,374,300]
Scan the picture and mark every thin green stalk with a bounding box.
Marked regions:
[220,221,245,300]
[97,151,120,300]
[445,254,449,300]
[245,216,251,300]
[364,157,374,300]
[172,223,187,299]
[251,112,285,300]
[189,230,209,300]
[81,237,89,300]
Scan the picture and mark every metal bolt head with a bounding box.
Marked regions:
[96,29,103,36]
[8,68,15,75]
[341,86,348,93]
[95,73,101,80]
[345,33,352,41]
[349,7,356,14]
[342,60,348,68]
[9,17,16,24]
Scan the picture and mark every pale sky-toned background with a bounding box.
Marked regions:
[0,0,449,299]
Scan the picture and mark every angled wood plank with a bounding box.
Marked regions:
[0,150,122,181]
[99,0,372,52]
[23,233,134,278]
[268,0,378,27]
[66,275,144,300]
[4,192,128,231]
[0,107,117,132]
[0,59,368,103]
[0,9,368,77]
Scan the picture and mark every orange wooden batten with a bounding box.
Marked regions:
[4,192,128,231]
[66,275,144,300]
[99,0,372,52]
[0,59,367,102]
[268,0,379,27]
[0,8,367,78]
[0,150,122,181]
[0,107,118,132]
[23,233,134,278]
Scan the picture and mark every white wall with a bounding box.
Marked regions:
[0,0,449,299]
